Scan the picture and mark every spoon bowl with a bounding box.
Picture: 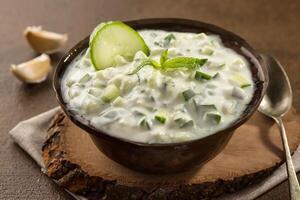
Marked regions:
[259,54,300,200]
[259,54,292,118]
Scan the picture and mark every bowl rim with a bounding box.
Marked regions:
[53,18,268,148]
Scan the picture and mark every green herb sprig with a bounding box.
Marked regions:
[128,49,207,75]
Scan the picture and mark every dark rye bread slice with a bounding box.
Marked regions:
[42,109,300,200]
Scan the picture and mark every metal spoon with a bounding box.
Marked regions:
[259,54,300,200]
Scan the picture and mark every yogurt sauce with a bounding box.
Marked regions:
[62,30,254,143]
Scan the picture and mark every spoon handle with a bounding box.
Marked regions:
[276,117,300,200]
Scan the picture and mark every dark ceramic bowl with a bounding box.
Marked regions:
[54,18,268,174]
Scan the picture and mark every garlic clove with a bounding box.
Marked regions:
[11,54,51,84]
[24,26,68,53]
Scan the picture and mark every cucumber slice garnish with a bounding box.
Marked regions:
[90,21,150,70]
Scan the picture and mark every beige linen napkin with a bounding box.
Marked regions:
[9,108,300,200]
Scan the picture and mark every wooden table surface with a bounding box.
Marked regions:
[0,0,299,199]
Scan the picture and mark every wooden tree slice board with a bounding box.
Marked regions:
[42,109,300,200]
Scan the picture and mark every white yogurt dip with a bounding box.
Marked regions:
[62,30,254,143]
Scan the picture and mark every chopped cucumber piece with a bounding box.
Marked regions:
[230,59,245,71]
[119,76,137,94]
[101,84,120,102]
[202,46,214,55]
[205,112,221,124]
[90,21,150,70]
[195,71,212,80]
[79,74,92,84]
[92,79,106,88]
[133,107,148,116]
[173,112,194,128]
[232,87,247,100]
[182,89,196,101]
[83,99,101,114]
[66,78,76,87]
[147,71,161,88]
[193,99,217,112]
[68,87,80,99]
[112,96,125,107]
[230,73,251,88]
[88,88,102,97]
[139,117,151,130]
[154,110,168,124]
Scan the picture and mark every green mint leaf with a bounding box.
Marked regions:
[160,49,169,66]
[162,57,207,70]
[163,34,176,47]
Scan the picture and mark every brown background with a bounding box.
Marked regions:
[0,0,299,199]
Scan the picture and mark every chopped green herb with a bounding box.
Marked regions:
[241,83,251,88]
[182,89,196,101]
[154,109,168,124]
[155,115,167,124]
[163,34,176,47]
[195,71,212,81]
